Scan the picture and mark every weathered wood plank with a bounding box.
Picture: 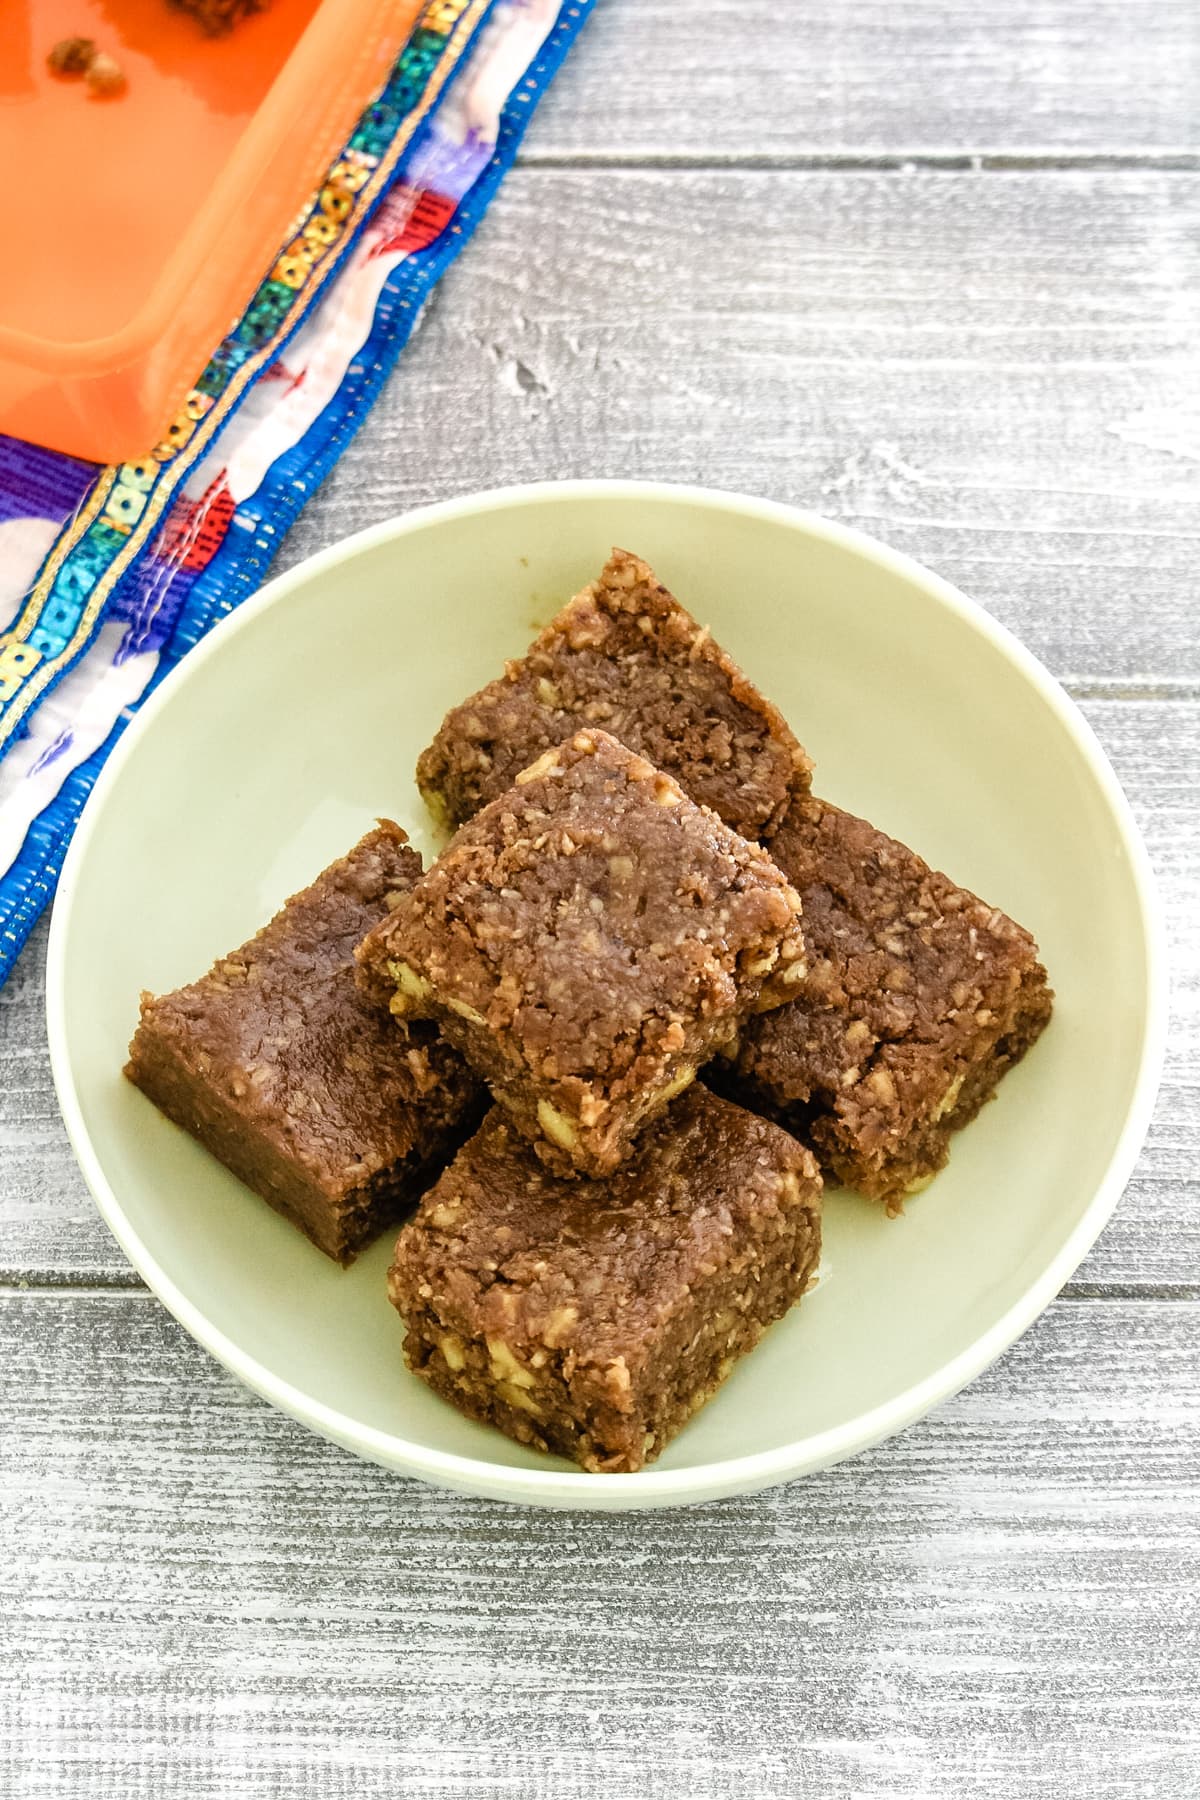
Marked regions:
[1,1291,1197,1798]
[3,3,1198,1784]
[276,168,1200,687]
[531,0,1199,160]
[2,700,1196,1287]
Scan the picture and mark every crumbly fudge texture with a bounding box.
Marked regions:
[358,729,808,1178]
[126,824,482,1265]
[416,547,812,841]
[714,796,1052,1209]
[389,1087,823,1473]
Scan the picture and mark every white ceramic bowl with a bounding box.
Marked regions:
[47,482,1165,1510]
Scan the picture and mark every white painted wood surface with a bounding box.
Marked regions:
[530,1,1200,159]
[281,168,1200,687]
[2,4,1198,1795]
[4,1294,1199,1798]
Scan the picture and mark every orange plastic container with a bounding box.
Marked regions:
[0,0,425,463]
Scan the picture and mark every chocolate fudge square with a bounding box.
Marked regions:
[717,796,1052,1209]
[358,729,808,1178]
[416,547,812,841]
[126,824,481,1265]
[389,1086,823,1473]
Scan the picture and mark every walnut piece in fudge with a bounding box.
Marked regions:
[389,1086,823,1473]
[126,824,481,1265]
[358,729,807,1178]
[416,547,812,840]
[715,796,1052,1210]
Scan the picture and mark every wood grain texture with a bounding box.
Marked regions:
[274,168,1200,687]
[532,1,1200,159]
[2,1292,1198,1799]
[2,698,1196,1288]
[3,5,1200,1791]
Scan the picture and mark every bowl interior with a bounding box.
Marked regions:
[50,485,1158,1504]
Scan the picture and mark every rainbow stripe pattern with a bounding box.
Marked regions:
[0,0,593,985]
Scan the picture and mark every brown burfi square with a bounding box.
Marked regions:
[126,824,482,1265]
[715,796,1052,1209]
[389,1086,823,1473]
[416,547,812,841]
[358,729,808,1178]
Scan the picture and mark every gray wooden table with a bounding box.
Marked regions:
[4,5,1199,1795]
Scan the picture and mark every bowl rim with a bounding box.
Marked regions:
[45,478,1169,1508]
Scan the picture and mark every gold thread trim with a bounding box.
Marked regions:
[0,0,489,749]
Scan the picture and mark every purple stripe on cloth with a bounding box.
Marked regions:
[0,0,595,988]
[27,729,75,778]
[0,435,96,531]
[415,124,497,199]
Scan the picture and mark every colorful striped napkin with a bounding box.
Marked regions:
[0,0,592,987]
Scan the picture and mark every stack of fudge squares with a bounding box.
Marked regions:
[127,549,1051,1473]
